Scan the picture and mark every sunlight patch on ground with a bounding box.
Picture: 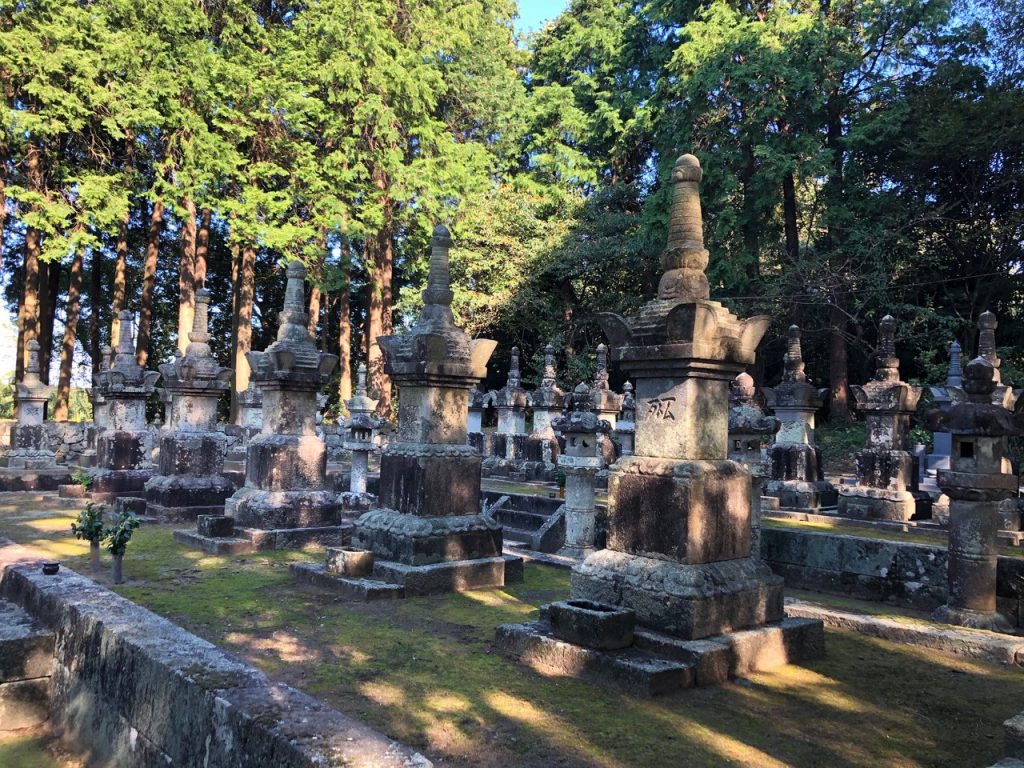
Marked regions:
[361,680,408,707]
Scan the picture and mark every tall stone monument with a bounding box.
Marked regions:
[298,225,522,598]
[762,326,836,509]
[524,342,565,473]
[924,340,963,496]
[144,289,234,520]
[91,311,161,500]
[837,316,922,521]
[493,346,529,464]
[79,346,114,468]
[8,341,55,469]
[728,372,780,555]
[927,357,1023,632]
[497,155,822,694]
[978,311,1017,409]
[339,363,382,511]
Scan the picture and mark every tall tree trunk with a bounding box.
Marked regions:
[90,247,102,374]
[37,259,60,384]
[16,143,43,386]
[828,297,851,423]
[307,244,324,339]
[0,148,6,273]
[782,172,799,265]
[195,207,210,289]
[177,197,197,354]
[739,138,761,288]
[110,209,130,348]
[365,207,394,416]
[338,252,352,404]
[137,199,163,366]
[54,246,84,420]
[824,88,850,422]
[231,243,256,423]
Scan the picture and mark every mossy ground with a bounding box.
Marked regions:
[1,493,1022,767]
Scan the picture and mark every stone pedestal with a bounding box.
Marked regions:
[8,341,55,470]
[554,387,610,559]
[324,225,521,597]
[497,155,822,690]
[728,373,779,558]
[763,326,836,510]
[90,313,160,501]
[927,357,1022,633]
[145,290,234,521]
[838,316,922,521]
[183,262,340,549]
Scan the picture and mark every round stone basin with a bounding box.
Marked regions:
[548,599,636,650]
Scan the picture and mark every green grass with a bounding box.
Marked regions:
[0,734,64,768]
[2,495,1023,767]
[816,422,868,475]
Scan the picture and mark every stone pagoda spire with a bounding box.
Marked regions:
[349,224,519,596]
[762,325,836,509]
[341,363,383,506]
[90,311,161,500]
[495,346,528,438]
[8,340,56,469]
[977,311,1016,408]
[145,289,234,520]
[925,340,966,498]
[590,343,622,430]
[220,261,341,539]
[527,342,566,470]
[947,340,963,388]
[927,357,1024,632]
[497,154,821,691]
[838,315,922,521]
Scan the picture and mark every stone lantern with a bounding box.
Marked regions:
[467,384,486,435]
[144,289,234,521]
[837,316,922,521]
[221,261,340,542]
[590,344,622,431]
[927,357,1024,632]
[91,311,161,500]
[615,381,636,457]
[333,224,521,596]
[494,346,529,462]
[553,382,611,558]
[496,155,821,693]
[8,340,55,469]
[762,325,837,510]
[340,362,382,509]
[728,372,780,556]
[524,342,565,472]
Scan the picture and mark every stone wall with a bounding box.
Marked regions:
[761,526,1024,626]
[0,538,429,768]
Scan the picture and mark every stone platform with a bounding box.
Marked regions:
[89,468,153,502]
[495,611,824,696]
[174,521,352,554]
[0,467,73,492]
[292,554,524,600]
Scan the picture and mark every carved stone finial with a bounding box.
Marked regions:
[356,362,368,397]
[279,261,309,328]
[874,315,900,382]
[508,346,521,389]
[100,346,113,372]
[423,224,455,308]
[657,154,710,303]
[24,339,40,376]
[783,325,807,383]
[947,340,963,388]
[963,356,997,403]
[116,310,136,358]
[543,343,557,388]
[594,343,609,389]
[978,311,1001,383]
[189,288,212,345]
[734,371,756,400]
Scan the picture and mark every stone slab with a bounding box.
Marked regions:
[0,677,50,731]
[0,469,72,493]
[0,599,54,682]
[173,524,352,554]
[785,598,1024,667]
[290,562,405,600]
[370,554,524,596]
[172,529,257,555]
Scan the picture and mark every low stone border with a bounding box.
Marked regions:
[0,537,431,767]
[785,597,1024,667]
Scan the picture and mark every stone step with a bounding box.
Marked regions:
[290,562,405,600]
[501,526,534,545]
[494,508,550,531]
[0,598,54,733]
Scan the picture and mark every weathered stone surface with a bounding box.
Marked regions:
[377,448,481,518]
[0,599,54,682]
[0,677,50,731]
[548,600,636,650]
[290,563,405,600]
[197,515,235,538]
[354,509,501,566]
[325,546,375,577]
[0,538,429,767]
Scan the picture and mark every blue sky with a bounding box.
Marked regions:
[515,0,568,34]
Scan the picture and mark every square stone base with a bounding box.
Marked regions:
[89,469,153,502]
[353,508,503,566]
[763,479,838,510]
[571,549,784,640]
[173,524,351,554]
[494,616,824,696]
[291,554,524,599]
[225,487,340,529]
[837,487,917,522]
[0,469,72,492]
[145,474,236,522]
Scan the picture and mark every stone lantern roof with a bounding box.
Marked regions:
[494,346,529,409]
[597,155,768,368]
[762,325,826,411]
[346,362,379,417]
[378,225,495,386]
[94,311,160,397]
[928,357,1024,437]
[16,340,53,405]
[159,289,232,396]
[851,315,921,414]
[553,382,611,436]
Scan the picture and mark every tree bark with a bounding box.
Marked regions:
[365,221,393,416]
[54,246,84,420]
[37,258,61,384]
[231,243,256,423]
[828,298,852,423]
[16,143,43,386]
[110,209,130,349]
[136,199,163,366]
[90,247,102,374]
[0,148,6,273]
[782,171,799,265]
[177,197,197,353]
[195,207,211,289]
[338,255,352,405]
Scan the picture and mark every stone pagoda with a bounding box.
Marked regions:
[978,311,1017,409]
[177,262,340,553]
[728,372,780,555]
[492,346,529,464]
[616,381,636,456]
[762,326,836,509]
[924,340,963,497]
[295,225,522,599]
[553,382,610,559]
[144,289,234,521]
[339,363,382,511]
[837,316,923,521]
[927,357,1024,632]
[8,341,55,470]
[91,311,161,501]
[497,155,822,694]
[78,346,114,468]
[524,343,565,473]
